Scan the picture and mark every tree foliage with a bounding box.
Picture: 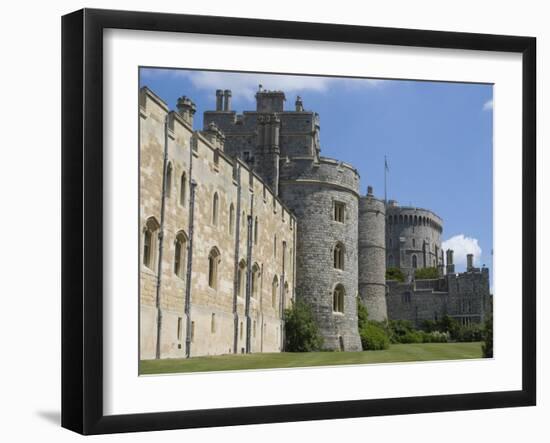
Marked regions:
[386,267,405,282]
[284,300,323,352]
[414,267,439,280]
[482,312,493,358]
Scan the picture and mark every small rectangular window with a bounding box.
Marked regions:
[211,313,216,334]
[191,321,195,342]
[177,317,182,341]
[334,202,345,222]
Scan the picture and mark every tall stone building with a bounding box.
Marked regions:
[140,85,491,359]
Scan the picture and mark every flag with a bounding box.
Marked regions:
[385,156,389,172]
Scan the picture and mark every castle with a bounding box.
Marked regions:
[139,85,491,359]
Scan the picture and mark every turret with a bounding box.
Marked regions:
[176,96,197,126]
[256,88,285,112]
[359,186,387,321]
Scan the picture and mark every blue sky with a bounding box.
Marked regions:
[140,68,493,280]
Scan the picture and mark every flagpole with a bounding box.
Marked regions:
[384,155,387,207]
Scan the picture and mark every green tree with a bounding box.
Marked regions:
[386,267,405,282]
[360,323,390,350]
[482,312,493,358]
[284,300,323,352]
[414,267,439,279]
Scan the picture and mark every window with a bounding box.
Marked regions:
[254,217,258,244]
[229,203,235,234]
[283,282,290,311]
[165,162,172,198]
[191,321,195,341]
[333,284,345,313]
[212,192,219,226]
[412,238,416,248]
[174,231,187,278]
[334,201,345,222]
[143,217,159,269]
[177,317,182,340]
[238,260,246,297]
[239,321,243,340]
[272,276,279,308]
[389,238,393,248]
[253,320,257,338]
[179,172,186,206]
[251,263,260,298]
[211,313,216,333]
[333,242,345,270]
[274,234,277,258]
[208,247,220,289]
[412,254,418,269]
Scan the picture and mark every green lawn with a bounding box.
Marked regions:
[140,342,483,375]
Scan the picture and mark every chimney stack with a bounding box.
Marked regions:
[223,89,232,111]
[215,89,223,111]
[466,253,474,271]
[446,249,455,274]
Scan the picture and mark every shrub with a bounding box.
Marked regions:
[482,313,493,358]
[284,300,323,352]
[357,300,369,330]
[386,319,415,343]
[455,324,483,342]
[414,267,439,280]
[386,267,405,282]
[360,323,390,350]
[421,330,449,343]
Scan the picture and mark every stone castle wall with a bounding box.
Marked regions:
[139,87,296,359]
[386,267,490,327]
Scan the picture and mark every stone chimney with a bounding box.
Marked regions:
[367,185,374,196]
[223,89,232,111]
[446,249,455,274]
[176,96,197,126]
[215,89,223,111]
[466,253,474,271]
[295,95,304,112]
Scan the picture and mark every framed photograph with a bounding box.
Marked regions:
[61,8,536,435]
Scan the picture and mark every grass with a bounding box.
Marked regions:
[140,342,483,375]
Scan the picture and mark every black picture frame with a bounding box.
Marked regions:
[61,8,536,435]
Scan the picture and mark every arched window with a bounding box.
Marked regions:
[165,162,172,198]
[412,254,418,269]
[412,238,416,248]
[143,217,159,269]
[251,263,260,298]
[238,259,246,297]
[333,284,345,313]
[272,276,279,308]
[208,247,220,289]
[229,203,235,235]
[333,242,345,270]
[254,217,258,244]
[388,254,394,267]
[389,238,393,248]
[399,215,403,224]
[179,172,186,206]
[242,211,246,230]
[174,231,187,278]
[212,192,219,226]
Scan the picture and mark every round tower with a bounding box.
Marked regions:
[279,157,362,351]
[358,186,387,321]
[386,201,444,278]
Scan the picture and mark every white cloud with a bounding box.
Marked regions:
[483,99,493,111]
[141,68,385,102]
[442,234,483,270]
